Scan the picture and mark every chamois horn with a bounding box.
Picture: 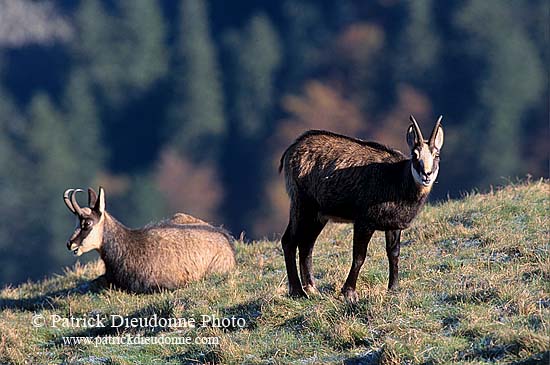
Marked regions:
[70,189,85,216]
[409,115,424,142]
[63,189,76,214]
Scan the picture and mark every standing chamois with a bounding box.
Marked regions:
[63,187,236,293]
[279,116,444,302]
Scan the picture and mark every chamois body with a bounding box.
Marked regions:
[282,131,429,230]
[280,117,444,302]
[100,213,235,293]
[64,188,236,293]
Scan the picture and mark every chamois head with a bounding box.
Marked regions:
[63,187,106,256]
[406,115,444,187]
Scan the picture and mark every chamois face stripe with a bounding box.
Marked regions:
[66,207,104,256]
[78,213,104,255]
[411,143,440,187]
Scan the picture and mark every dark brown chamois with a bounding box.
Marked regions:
[63,187,236,293]
[279,116,444,302]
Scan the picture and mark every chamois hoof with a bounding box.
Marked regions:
[387,283,400,293]
[342,288,359,304]
[303,285,319,296]
[288,287,309,299]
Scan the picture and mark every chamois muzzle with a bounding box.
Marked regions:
[67,230,81,253]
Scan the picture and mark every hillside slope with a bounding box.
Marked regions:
[0,181,548,364]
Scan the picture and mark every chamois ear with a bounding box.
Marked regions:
[406,125,417,150]
[433,125,444,150]
[88,188,98,207]
[429,116,444,150]
[94,187,106,214]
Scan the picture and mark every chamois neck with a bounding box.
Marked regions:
[101,212,131,251]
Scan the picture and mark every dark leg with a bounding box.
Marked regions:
[92,274,111,287]
[385,229,401,291]
[298,219,326,294]
[341,224,375,303]
[281,221,306,298]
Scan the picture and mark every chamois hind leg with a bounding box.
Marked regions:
[282,212,306,298]
[298,216,327,295]
[341,223,375,303]
[385,229,401,291]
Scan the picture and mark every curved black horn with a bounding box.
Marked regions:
[70,189,85,216]
[63,189,76,214]
[429,115,443,146]
[409,115,424,142]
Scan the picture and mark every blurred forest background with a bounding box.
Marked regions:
[0,0,547,286]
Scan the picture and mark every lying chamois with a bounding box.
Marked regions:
[279,116,444,302]
[63,187,236,293]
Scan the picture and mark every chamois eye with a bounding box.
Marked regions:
[82,220,92,229]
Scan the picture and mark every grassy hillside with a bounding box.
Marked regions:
[1,181,548,364]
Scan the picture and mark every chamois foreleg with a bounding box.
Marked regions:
[342,223,375,303]
[385,229,401,291]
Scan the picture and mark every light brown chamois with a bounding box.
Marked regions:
[63,187,236,293]
[279,116,444,302]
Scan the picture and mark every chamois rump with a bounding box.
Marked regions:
[279,116,444,302]
[63,187,236,293]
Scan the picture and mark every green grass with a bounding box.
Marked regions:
[1,180,549,364]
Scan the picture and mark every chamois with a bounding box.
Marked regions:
[279,116,444,302]
[63,187,236,293]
